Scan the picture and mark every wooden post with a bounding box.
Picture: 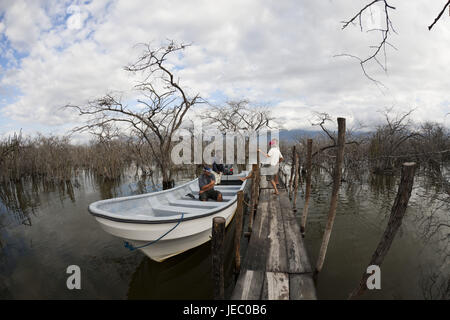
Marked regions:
[300,139,313,234]
[234,190,244,274]
[298,159,304,190]
[315,117,346,275]
[292,148,300,212]
[349,162,416,299]
[212,216,226,299]
[247,164,257,235]
[256,150,260,207]
[289,146,296,196]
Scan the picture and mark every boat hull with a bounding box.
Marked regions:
[95,201,237,262]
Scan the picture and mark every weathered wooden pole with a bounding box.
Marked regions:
[292,148,300,212]
[298,159,304,189]
[289,146,296,196]
[234,190,244,274]
[247,152,261,235]
[349,162,416,299]
[300,139,313,235]
[255,149,260,208]
[247,164,257,235]
[315,117,346,276]
[211,216,226,299]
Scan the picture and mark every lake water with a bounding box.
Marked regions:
[297,170,449,299]
[0,168,448,299]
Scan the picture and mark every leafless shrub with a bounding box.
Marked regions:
[66,40,203,189]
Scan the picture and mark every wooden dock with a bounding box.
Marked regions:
[231,179,317,300]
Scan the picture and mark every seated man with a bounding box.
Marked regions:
[198,166,223,202]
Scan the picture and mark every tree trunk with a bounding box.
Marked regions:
[349,162,416,299]
[159,157,174,190]
[315,118,346,275]
[300,138,313,234]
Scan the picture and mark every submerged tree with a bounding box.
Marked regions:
[66,41,202,189]
[368,107,420,173]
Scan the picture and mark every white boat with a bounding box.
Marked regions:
[88,171,249,262]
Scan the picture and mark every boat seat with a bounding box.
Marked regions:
[192,190,237,197]
[215,187,241,192]
[169,199,224,209]
[215,185,241,189]
[152,205,211,217]
[180,195,234,202]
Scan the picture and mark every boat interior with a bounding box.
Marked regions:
[89,173,247,223]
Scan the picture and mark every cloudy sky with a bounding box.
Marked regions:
[0,0,449,140]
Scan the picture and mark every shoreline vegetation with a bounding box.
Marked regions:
[0,112,449,185]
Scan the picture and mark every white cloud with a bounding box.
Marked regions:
[0,0,449,138]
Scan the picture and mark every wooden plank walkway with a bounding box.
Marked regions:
[231,179,317,300]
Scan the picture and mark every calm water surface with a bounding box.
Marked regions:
[297,170,449,300]
[0,168,448,299]
[0,170,239,299]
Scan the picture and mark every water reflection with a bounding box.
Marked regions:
[127,218,237,300]
[0,180,40,227]
[300,169,449,300]
[0,167,213,299]
[0,165,447,299]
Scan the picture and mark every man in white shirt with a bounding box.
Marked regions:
[258,139,284,195]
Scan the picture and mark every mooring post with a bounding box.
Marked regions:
[315,117,346,277]
[255,149,260,209]
[289,146,296,198]
[234,190,244,274]
[247,164,258,236]
[292,147,300,212]
[300,139,313,235]
[298,158,304,190]
[349,162,416,299]
[212,216,226,299]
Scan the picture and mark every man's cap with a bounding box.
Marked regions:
[203,166,212,172]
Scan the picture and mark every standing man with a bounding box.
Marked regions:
[258,139,284,195]
[198,166,223,202]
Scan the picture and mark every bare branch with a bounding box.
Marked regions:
[337,0,396,84]
[428,0,450,30]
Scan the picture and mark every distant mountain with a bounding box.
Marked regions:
[278,128,371,142]
[278,129,323,142]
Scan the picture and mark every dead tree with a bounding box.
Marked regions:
[336,0,397,85]
[201,100,274,133]
[309,112,361,182]
[349,162,416,299]
[339,0,450,83]
[66,41,202,189]
[315,117,346,276]
[201,100,274,169]
[368,107,421,173]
